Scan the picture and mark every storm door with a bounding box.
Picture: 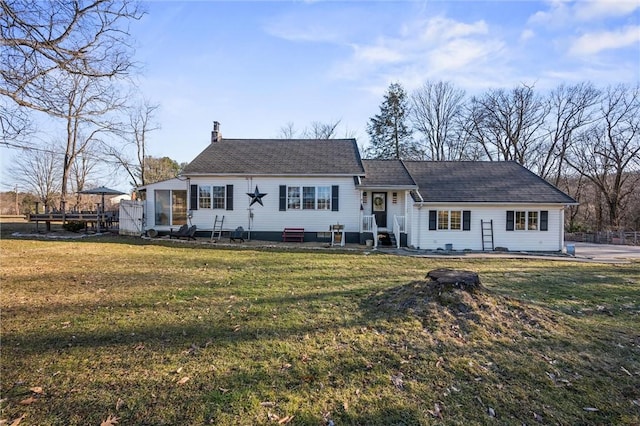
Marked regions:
[372,192,387,228]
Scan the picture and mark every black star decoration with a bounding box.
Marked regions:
[247,185,267,206]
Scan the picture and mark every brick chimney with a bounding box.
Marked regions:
[211,121,222,143]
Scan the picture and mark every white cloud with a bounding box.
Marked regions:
[352,44,405,64]
[331,15,505,89]
[520,29,535,41]
[569,25,640,55]
[573,0,640,21]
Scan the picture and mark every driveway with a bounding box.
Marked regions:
[571,242,640,262]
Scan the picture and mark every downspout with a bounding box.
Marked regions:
[414,190,424,250]
[560,207,565,251]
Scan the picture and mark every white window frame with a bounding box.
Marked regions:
[437,210,463,231]
[198,185,226,210]
[514,210,539,231]
[287,185,331,211]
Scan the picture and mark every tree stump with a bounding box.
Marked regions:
[426,268,483,293]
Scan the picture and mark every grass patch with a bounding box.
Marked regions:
[1,237,639,425]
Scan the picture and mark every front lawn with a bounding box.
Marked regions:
[1,238,638,425]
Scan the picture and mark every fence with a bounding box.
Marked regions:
[565,231,640,245]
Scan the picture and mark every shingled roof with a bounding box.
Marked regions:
[403,161,577,204]
[182,139,365,175]
[360,159,417,188]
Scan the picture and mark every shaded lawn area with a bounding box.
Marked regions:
[1,237,639,425]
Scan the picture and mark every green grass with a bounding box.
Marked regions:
[1,237,639,425]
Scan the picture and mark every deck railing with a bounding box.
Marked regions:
[361,214,378,249]
[393,215,405,248]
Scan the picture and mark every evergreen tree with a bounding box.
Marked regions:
[366,82,414,159]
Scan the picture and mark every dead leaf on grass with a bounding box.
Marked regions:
[278,415,294,424]
[115,398,125,410]
[100,415,119,426]
[176,376,190,385]
[583,407,599,412]
[19,397,36,405]
[533,412,543,422]
[218,387,230,393]
[427,402,443,419]
[29,386,43,394]
[260,401,275,407]
[9,414,26,426]
[488,407,496,417]
[390,373,404,389]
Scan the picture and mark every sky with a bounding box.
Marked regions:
[132,0,639,164]
[2,0,639,191]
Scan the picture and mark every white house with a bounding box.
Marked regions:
[138,123,577,251]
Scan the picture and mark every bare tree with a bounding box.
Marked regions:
[566,84,640,229]
[302,120,342,139]
[1,0,142,133]
[45,73,128,209]
[105,99,160,187]
[278,121,297,139]
[10,144,61,211]
[410,81,468,160]
[538,82,601,184]
[466,84,549,167]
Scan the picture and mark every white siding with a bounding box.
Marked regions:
[409,204,566,252]
[188,176,361,234]
[140,178,188,231]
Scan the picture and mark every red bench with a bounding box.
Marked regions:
[282,227,304,242]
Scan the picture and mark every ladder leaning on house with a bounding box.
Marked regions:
[211,215,224,240]
[481,219,494,251]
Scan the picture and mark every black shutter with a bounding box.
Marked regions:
[226,185,233,211]
[331,185,339,211]
[190,184,198,210]
[506,211,514,231]
[279,185,286,211]
[463,210,471,231]
[429,210,437,230]
[540,210,548,231]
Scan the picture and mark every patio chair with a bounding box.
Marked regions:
[169,224,189,239]
[230,226,244,242]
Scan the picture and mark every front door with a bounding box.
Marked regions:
[372,192,387,228]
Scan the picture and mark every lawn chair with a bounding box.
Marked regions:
[230,226,244,242]
[169,224,188,239]
[170,224,198,240]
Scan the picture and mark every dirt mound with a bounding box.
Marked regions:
[368,269,563,344]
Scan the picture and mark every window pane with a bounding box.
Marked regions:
[172,190,187,225]
[528,211,538,230]
[450,211,461,230]
[287,187,300,210]
[155,190,171,225]
[212,186,225,209]
[199,186,212,209]
[515,211,526,230]
[303,186,315,210]
[437,210,449,230]
[317,186,331,210]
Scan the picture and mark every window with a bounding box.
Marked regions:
[507,210,548,231]
[199,186,212,209]
[528,211,538,230]
[197,185,226,209]
[212,186,225,209]
[303,186,315,209]
[429,210,471,231]
[317,187,331,210]
[155,190,187,226]
[285,185,331,210]
[287,187,300,210]
[450,211,461,230]
[515,211,526,230]
[437,211,449,230]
